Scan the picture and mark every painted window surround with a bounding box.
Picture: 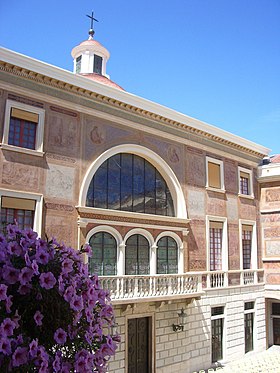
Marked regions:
[206,216,228,272]
[85,226,184,275]
[2,99,45,156]
[0,188,43,236]
[206,156,225,193]
[238,166,254,199]
[239,220,258,270]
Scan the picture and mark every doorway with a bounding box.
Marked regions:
[128,317,152,373]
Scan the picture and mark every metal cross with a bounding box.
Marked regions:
[86,11,99,30]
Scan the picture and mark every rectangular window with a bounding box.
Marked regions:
[93,55,103,74]
[76,55,82,73]
[211,306,224,363]
[238,167,253,197]
[210,221,223,271]
[0,196,36,231]
[244,302,254,353]
[2,100,45,155]
[206,157,224,191]
[242,225,252,269]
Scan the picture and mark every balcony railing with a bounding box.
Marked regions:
[99,269,264,304]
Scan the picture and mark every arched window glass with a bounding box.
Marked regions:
[157,236,178,274]
[86,153,175,216]
[125,234,150,275]
[88,232,117,276]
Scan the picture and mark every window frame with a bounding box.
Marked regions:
[0,189,43,236]
[2,100,45,156]
[239,220,257,270]
[206,156,225,192]
[211,305,226,363]
[238,166,254,198]
[206,216,228,272]
[244,301,255,353]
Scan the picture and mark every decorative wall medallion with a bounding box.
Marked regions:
[168,145,179,163]
[90,126,105,144]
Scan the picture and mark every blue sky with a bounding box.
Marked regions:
[1,0,279,154]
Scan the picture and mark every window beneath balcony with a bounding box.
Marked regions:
[211,306,225,363]
[157,236,178,274]
[238,167,253,197]
[206,157,225,192]
[86,153,175,216]
[244,301,254,353]
[88,232,117,276]
[2,100,45,156]
[125,234,150,275]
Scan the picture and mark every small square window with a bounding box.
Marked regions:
[238,167,253,197]
[2,100,45,156]
[206,157,225,191]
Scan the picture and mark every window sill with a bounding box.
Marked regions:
[0,143,44,157]
[238,193,254,200]
[206,187,226,194]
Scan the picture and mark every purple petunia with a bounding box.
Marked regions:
[0,337,12,355]
[19,267,33,285]
[54,328,67,345]
[2,264,20,285]
[34,310,44,326]
[1,318,16,337]
[29,338,38,358]
[61,258,74,274]
[0,284,8,301]
[36,247,50,265]
[39,272,56,290]
[70,294,83,312]
[12,346,28,367]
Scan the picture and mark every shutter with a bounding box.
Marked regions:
[11,108,39,123]
[208,162,221,189]
[243,224,253,232]
[1,196,36,211]
[240,171,249,179]
[210,221,223,229]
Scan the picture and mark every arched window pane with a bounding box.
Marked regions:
[125,234,150,275]
[86,153,175,216]
[157,236,178,274]
[88,232,117,276]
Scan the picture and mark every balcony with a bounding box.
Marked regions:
[99,269,264,304]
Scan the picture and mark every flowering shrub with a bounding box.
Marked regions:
[0,225,119,372]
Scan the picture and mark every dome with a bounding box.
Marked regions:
[79,73,124,91]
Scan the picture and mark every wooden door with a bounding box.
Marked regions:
[128,317,151,373]
[273,318,280,345]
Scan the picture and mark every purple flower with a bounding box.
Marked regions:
[83,244,93,257]
[70,294,83,312]
[18,283,32,295]
[2,264,19,284]
[31,260,39,275]
[61,362,72,372]
[29,338,38,358]
[24,252,31,266]
[39,272,56,290]
[0,337,12,355]
[54,328,67,345]
[53,351,62,372]
[61,258,74,274]
[36,247,50,265]
[34,310,44,326]
[5,295,13,313]
[1,318,16,337]
[0,284,8,301]
[19,267,33,285]
[63,285,75,302]
[7,241,22,256]
[12,346,28,367]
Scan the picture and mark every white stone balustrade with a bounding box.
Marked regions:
[99,270,264,303]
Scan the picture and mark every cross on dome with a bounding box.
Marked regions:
[86,11,99,39]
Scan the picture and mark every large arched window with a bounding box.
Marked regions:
[157,236,178,274]
[86,153,175,216]
[125,234,150,275]
[88,232,117,276]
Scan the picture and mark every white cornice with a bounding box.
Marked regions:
[0,47,271,156]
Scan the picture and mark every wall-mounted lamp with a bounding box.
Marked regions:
[172,308,187,332]
[111,322,119,335]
